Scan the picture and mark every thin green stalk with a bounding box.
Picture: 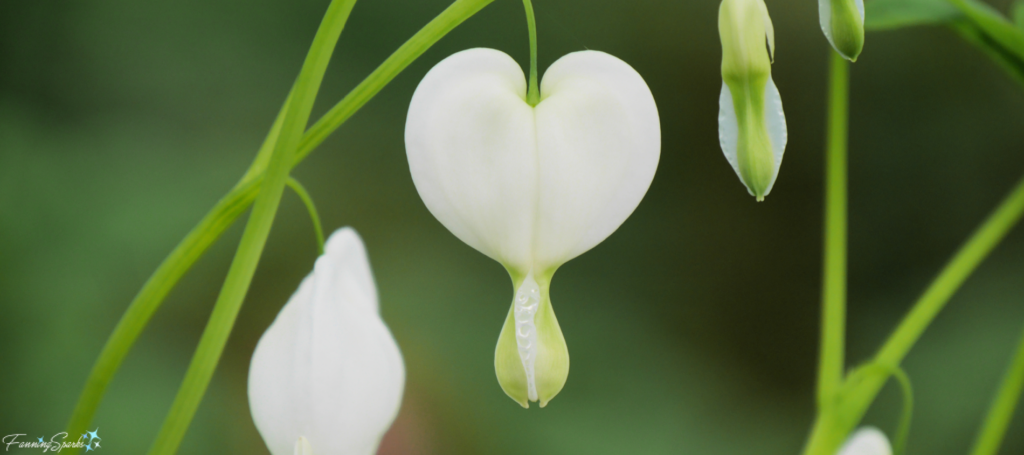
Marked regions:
[803,175,1024,454]
[890,367,914,455]
[522,0,539,106]
[64,178,267,441]
[969,322,1024,455]
[286,177,325,255]
[66,0,496,440]
[872,177,1024,369]
[294,0,497,165]
[819,50,849,410]
[147,0,356,452]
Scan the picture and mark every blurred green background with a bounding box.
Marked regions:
[2,0,1024,453]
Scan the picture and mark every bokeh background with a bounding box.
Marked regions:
[3,0,1024,453]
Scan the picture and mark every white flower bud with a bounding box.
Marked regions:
[837,427,892,455]
[248,228,405,455]
[820,0,866,60]
[718,0,788,201]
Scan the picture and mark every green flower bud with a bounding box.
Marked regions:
[718,0,788,201]
[820,0,866,61]
[494,271,569,408]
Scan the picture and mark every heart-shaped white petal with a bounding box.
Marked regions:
[718,75,788,197]
[248,228,405,455]
[405,48,660,275]
[837,427,892,455]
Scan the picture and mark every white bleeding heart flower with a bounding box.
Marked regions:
[718,0,788,201]
[405,48,660,407]
[248,228,405,455]
[837,427,893,455]
[819,0,866,61]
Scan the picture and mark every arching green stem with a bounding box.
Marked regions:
[147,0,357,452]
[65,0,497,445]
[522,0,540,106]
[803,174,1024,455]
[286,177,325,255]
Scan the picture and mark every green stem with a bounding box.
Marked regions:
[969,322,1024,455]
[803,174,1024,455]
[522,0,539,106]
[286,177,325,255]
[65,177,262,441]
[890,366,914,455]
[872,177,1024,368]
[146,0,356,452]
[293,0,497,165]
[819,50,849,410]
[66,0,496,442]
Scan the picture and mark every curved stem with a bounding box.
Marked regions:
[969,322,1024,455]
[146,0,356,451]
[803,174,1024,455]
[286,177,326,255]
[872,177,1024,368]
[819,50,849,410]
[522,0,539,106]
[65,177,262,441]
[890,367,913,455]
[294,0,497,165]
[66,0,497,443]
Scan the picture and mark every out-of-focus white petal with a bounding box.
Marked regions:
[248,228,405,455]
[717,76,788,197]
[405,48,659,274]
[837,427,892,455]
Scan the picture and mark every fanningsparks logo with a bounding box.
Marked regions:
[2,429,102,452]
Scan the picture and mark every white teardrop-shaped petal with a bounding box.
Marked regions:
[819,0,866,58]
[405,48,660,273]
[248,228,405,455]
[837,427,892,455]
[717,76,788,197]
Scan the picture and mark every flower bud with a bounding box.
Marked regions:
[820,0,866,61]
[405,48,659,406]
[718,0,788,201]
[248,228,405,455]
[837,427,892,455]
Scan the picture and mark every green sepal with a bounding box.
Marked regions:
[830,0,866,61]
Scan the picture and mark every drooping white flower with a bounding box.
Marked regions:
[718,0,788,201]
[405,48,660,407]
[248,228,405,455]
[837,427,892,455]
[819,0,866,61]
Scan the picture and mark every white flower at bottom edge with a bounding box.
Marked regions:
[248,228,405,455]
[837,427,892,455]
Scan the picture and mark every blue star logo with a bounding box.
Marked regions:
[84,444,93,452]
[87,429,100,443]
[37,437,44,443]
[81,433,89,442]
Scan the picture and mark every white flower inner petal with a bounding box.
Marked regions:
[513,272,541,402]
